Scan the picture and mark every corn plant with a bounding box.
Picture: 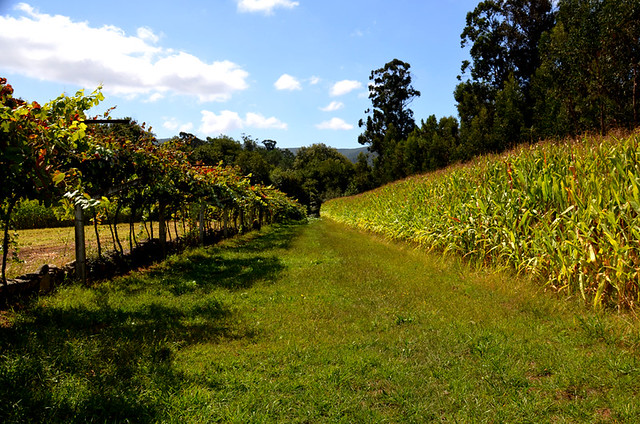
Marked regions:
[322,133,640,310]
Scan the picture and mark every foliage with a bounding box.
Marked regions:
[395,115,461,176]
[271,144,355,215]
[358,59,420,184]
[10,200,72,230]
[455,0,556,154]
[533,0,640,137]
[460,0,556,92]
[0,78,305,287]
[0,77,104,289]
[455,0,639,155]
[323,132,640,310]
[186,134,295,187]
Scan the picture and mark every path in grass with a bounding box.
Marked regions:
[1,219,639,423]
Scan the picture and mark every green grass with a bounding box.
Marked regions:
[0,219,639,422]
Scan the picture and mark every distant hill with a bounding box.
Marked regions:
[336,147,371,163]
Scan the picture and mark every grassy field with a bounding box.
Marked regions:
[4,221,191,278]
[0,219,639,422]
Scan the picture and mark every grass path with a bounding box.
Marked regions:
[1,219,639,422]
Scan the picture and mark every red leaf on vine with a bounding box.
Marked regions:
[36,148,47,167]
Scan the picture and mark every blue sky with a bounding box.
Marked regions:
[0,0,478,149]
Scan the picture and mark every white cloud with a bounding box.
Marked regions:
[145,93,165,103]
[320,101,344,112]
[330,80,362,96]
[237,0,299,14]
[274,74,302,91]
[136,26,159,43]
[315,118,354,130]
[309,76,321,85]
[162,117,193,133]
[245,112,288,129]
[0,4,249,102]
[200,110,245,134]
[200,110,287,134]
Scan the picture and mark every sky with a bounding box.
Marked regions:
[0,0,478,149]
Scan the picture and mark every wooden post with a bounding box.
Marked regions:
[74,204,86,284]
[198,203,205,245]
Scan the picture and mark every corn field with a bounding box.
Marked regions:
[322,133,640,310]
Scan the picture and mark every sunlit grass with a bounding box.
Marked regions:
[0,219,638,422]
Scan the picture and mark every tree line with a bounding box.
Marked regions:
[225,0,640,207]
[358,0,640,186]
[172,132,358,216]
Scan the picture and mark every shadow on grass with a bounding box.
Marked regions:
[0,222,305,423]
[149,222,303,293]
[162,254,284,293]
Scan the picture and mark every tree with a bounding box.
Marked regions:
[399,115,460,175]
[533,0,640,137]
[461,0,556,93]
[236,150,271,185]
[456,0,556,153]
[358,59,420,183]
[273,144,354,215]
[350,152,375,193]
[177,132,205,149]
[262,139,277,151]
[190,135,242,165]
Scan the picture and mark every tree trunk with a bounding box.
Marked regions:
[143,219,150,240]
[129,211,134,253]
[199,203,205,245]
[93,210,102,258]
[74,204,86,285]
[105,209,117,254]
[113,202,124,255]
[158,202,166,257]
[1,198,16,305]
[223,210,229,238]
[149,207,154,240]
[132,219,138,247]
